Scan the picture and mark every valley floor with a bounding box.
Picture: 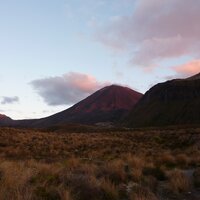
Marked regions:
[0,127,199,200]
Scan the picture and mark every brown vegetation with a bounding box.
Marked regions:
[0,127,199,199]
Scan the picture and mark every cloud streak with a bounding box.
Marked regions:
[31,72,109,106]
[0,96,19,105]
[173,60,200,77]
[96,0,200,67]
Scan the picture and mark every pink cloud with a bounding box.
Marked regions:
[96,0,200,67]
[173,60,200,77]
[64,72,103,93]
[31,72,109,106]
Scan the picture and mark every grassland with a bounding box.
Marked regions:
[0,127,199,199]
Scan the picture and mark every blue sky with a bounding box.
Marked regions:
[0,0,200,119]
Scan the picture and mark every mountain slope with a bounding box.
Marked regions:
[0,114,13,126]
[29,85,143,127]
[125,73,200,127]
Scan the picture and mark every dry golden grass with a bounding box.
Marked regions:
[100,178,119,200]
[0,127,199,199]
[129,184,158,200]
[167,169,191,194]
[59,190,74,200]
[157,152,176,168]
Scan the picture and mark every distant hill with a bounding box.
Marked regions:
[29,85,142,127]
[125,73,200,127]
[1,85,140,128]
[0,114,13,126]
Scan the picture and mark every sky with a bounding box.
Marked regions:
[0,0,200,119]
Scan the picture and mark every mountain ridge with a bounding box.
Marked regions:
[1,72,200,128]
[125,72,200,127]
[30,84,143,127]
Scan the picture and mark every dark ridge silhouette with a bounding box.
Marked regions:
[125,72,200,127]
[187,72,200,80]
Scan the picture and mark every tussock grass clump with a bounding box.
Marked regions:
[125,154,145,182]
[58,189,74,200]
[0,160,35,200]
[97,160,127,184]
[100,178,119,200]
[67,174,102,200]
[63,157,82,170]
[129,184,158,200]
[157,152,176,168]
[167,169,191,194]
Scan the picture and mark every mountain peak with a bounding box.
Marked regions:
[72,84,143,113]
[31,85,143,127]
[0,114,10,120]
[99,84,133,91]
